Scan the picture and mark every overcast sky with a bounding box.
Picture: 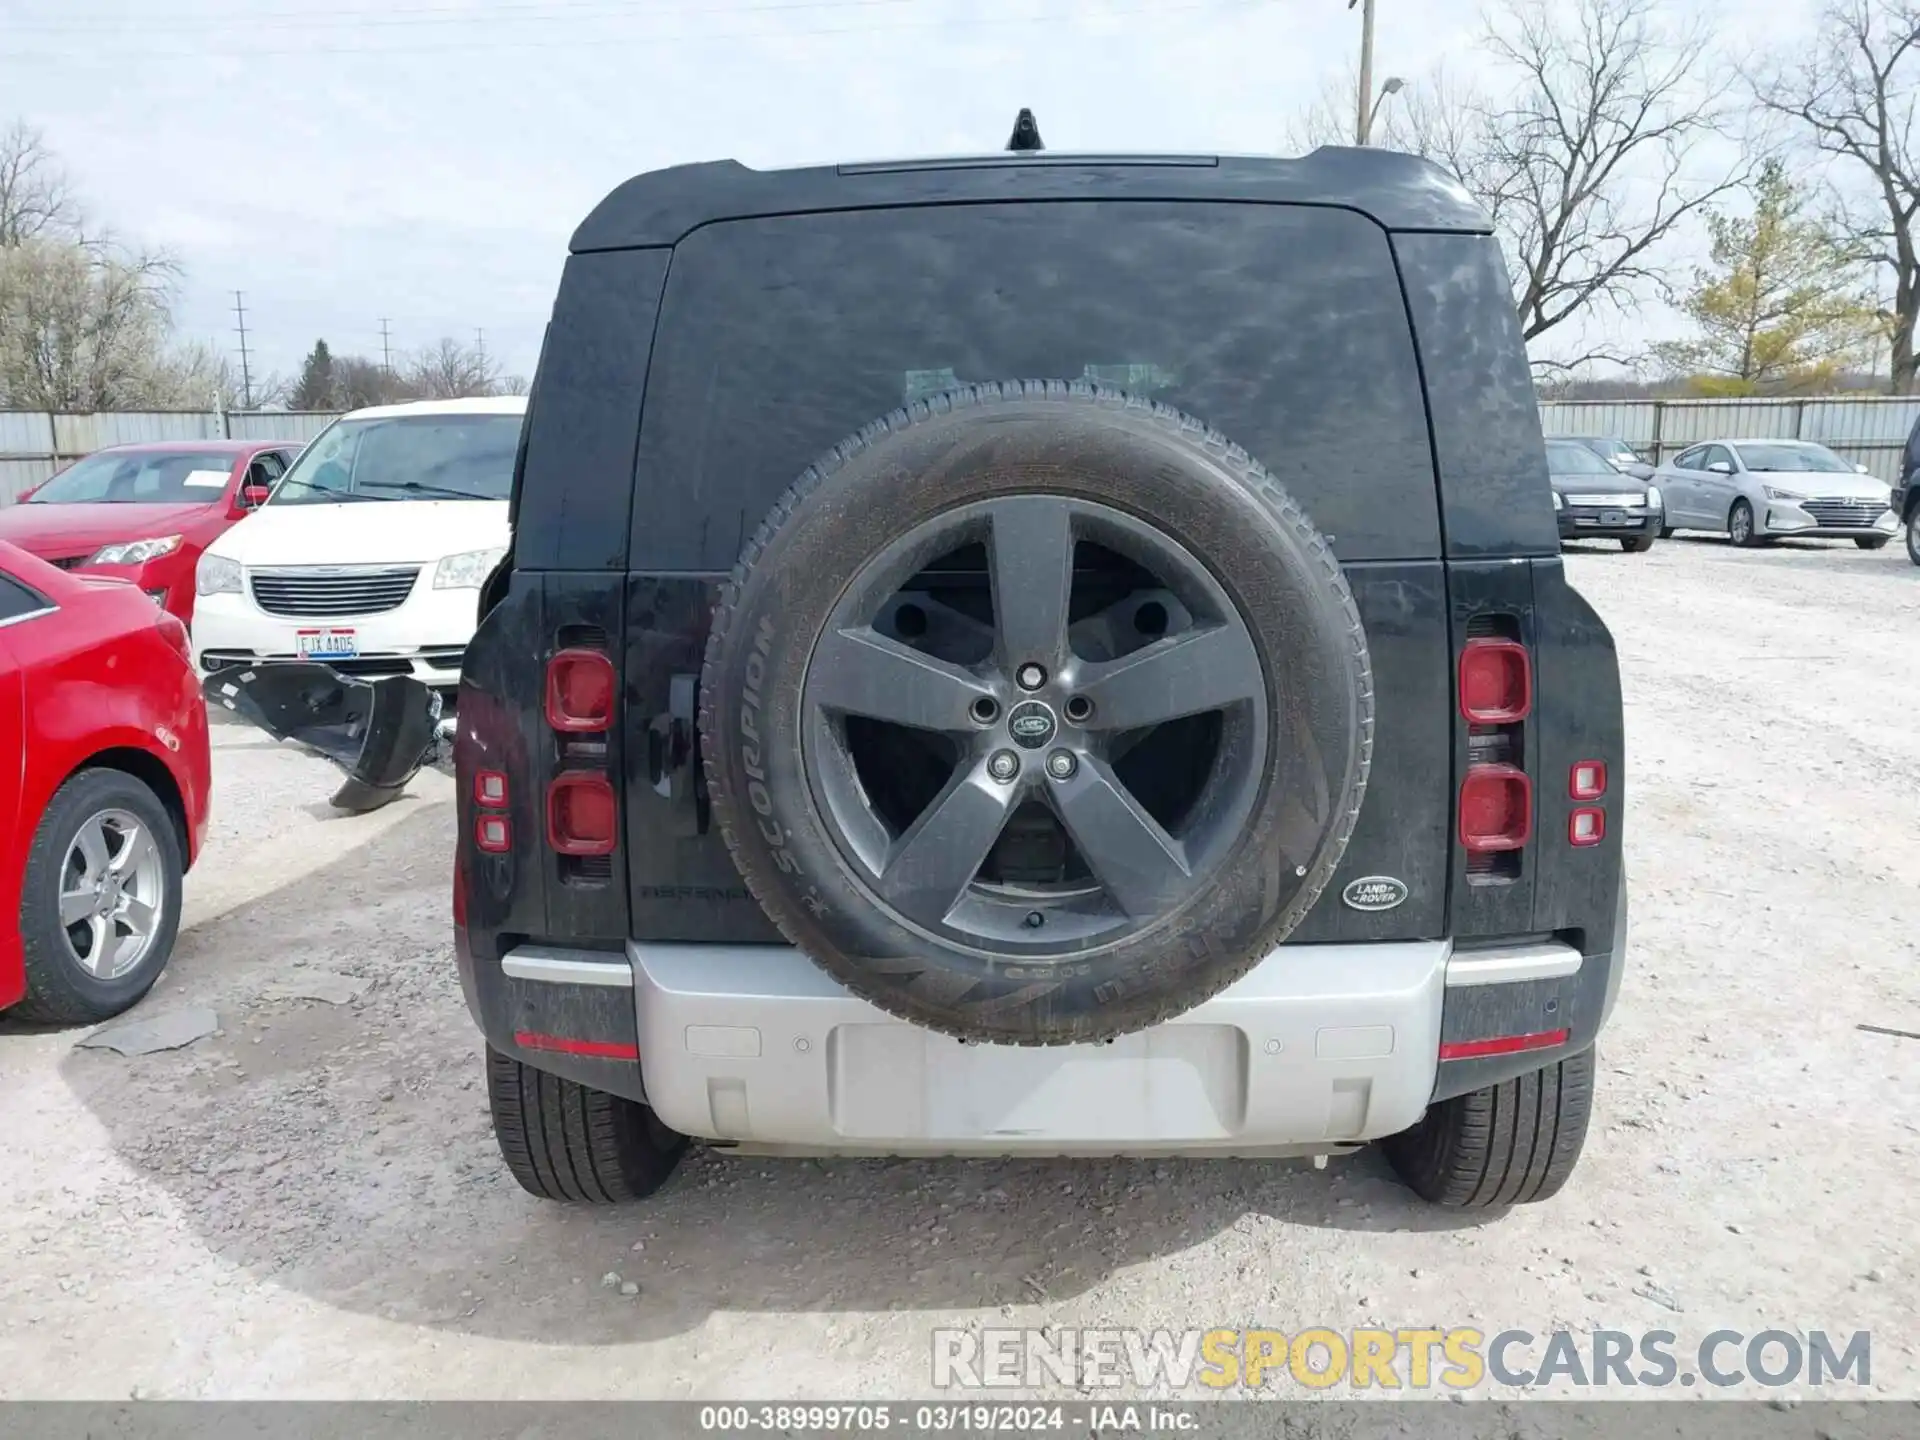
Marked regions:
[3,0,1827,390]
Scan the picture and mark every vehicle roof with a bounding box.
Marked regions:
[571,147,1491,253]
[1700,437,1836,447]
[339,396,529,421]
[1545,435,1633,444]
[86,439,270,455]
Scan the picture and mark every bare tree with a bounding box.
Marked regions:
[333,354,417,408]
[406,336,503,399]
[0,238,184,409]
[163,342,290,411]
[1283,62,1481,161]
[0,123,202,409]
[1285,0,1746,364]
[1483,0,1751,349]
[0,121,82,247]
[1750,0,1920,392]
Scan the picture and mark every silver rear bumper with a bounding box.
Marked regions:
[498,936,1581,1157]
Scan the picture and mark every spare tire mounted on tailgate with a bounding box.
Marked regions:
[701,381,1373,1045]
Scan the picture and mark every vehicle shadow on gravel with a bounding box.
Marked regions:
[1664,533,1909,569]
[58,805,1498,1348]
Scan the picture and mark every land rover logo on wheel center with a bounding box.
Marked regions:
[1342,875,1409,912]
[1007,700,1056,749]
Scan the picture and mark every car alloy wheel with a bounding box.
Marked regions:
[801,494,1270,952]
[1729,500,1756,547]
[59,808,168,980]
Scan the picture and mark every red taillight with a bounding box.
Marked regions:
[475,814,512,854]
[474,770,509,807]
[1459,638,1531,724]
[1439,1028,1568,1062]
[1569,806,1606,846]
[1459,763,1532,852]
[547,771,617,855]
[1570,760,1607,801]
[545,649,615,732]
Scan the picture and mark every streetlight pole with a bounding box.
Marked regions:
[1351,0,1377,145]
[1368,76,1406,141]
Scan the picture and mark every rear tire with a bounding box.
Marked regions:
[13,768,184,1025]
[1620,533,1655,553]
[1382,1048,1596,1208]
[1854,535,1889,550]
[1659,525,1674,539]
[701,381,1373,1045]
[486,1047,687,1203]
[1908,506,1920,565]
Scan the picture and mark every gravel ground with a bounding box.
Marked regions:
[2,536,1916,1404]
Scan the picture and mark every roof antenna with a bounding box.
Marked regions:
[1006,108,1044,153]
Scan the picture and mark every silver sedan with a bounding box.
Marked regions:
[1655,439,1900,550]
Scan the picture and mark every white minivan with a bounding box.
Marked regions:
[192,396,525,687]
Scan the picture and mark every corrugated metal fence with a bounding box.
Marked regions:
[7,395,1918,505]
[0,410,343,504]
[1538,396,1920,484]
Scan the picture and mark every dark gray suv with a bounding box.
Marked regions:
[452,137,1628,1211]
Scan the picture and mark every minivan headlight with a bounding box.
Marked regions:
[434,547,507,589]
[1551,491,1563,510]
[196,553,242,596]
[1645,485,1661,510]
[90,534,182,566]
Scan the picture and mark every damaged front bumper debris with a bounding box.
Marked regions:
[204,663,455,812]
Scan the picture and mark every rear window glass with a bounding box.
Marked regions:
[631,202,1440,569]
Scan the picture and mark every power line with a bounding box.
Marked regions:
[5,0,1259,56]
[12,0,928,34]
[232,290,254,411]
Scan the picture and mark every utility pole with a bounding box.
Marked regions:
[1352,0,1377,146]
[232,290,254,410]
[474,328,487,366]
[379,317,394,374]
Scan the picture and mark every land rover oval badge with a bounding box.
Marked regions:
[1342,876,1409,912]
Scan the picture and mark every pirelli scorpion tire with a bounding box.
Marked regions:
[700,381,1374,1045]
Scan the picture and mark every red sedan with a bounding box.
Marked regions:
[0,439,300,626]
[1,542,212,1024]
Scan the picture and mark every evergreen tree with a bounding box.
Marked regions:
[290,338,336,410]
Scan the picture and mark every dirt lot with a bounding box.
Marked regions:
[2,536,1916,1402]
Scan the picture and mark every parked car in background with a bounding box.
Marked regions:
[0,542,211,1024]
[1899,412,1920,565]
[192,397,523,689]
[1553,435,1650,473]
[0,441,297,626]
[1656,439,1899,549]
[1546,439,1662,552]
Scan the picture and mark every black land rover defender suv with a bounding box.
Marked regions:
[453,140,1627,1210]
